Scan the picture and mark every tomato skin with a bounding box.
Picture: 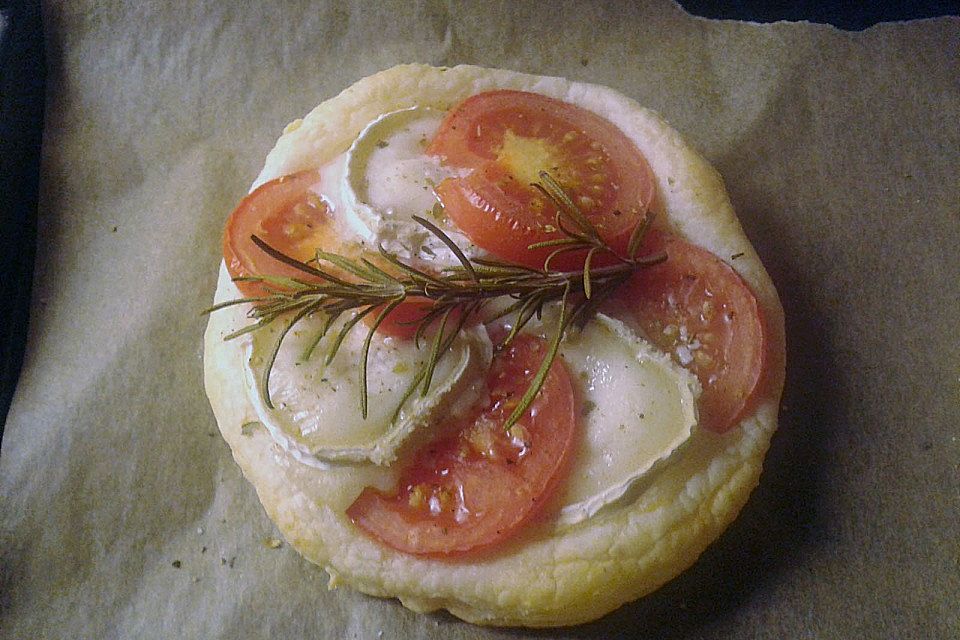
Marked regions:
[364,298,434,338]
[346,335,577,557]
[223,169,343,298]
[428,90,656,269]
[624,231,765,433]
[363,298,471,340]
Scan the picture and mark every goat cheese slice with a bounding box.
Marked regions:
[244,312,492,467]
[555,314,700,527]
[341,106,477,265]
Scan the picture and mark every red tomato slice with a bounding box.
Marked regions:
[223,169,341,297]
[624,231,766,433]
[346,335,577,557]
[428,90,656,269]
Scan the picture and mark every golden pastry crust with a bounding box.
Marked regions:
[203,64,786,627]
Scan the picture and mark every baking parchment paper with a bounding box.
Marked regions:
[2,1,958,638]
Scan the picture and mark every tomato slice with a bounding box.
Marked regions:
[427,90,656,269]
[624,231,765,433]
[223,169,343,298]
[346,335,577,556]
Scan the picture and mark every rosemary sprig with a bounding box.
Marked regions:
[208,172,665,430]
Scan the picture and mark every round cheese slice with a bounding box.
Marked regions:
[244,311,492,467]
[204,64,786,627]
[555,314,700,527]
[341,106,474,263]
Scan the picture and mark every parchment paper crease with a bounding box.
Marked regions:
[1,1,958,638]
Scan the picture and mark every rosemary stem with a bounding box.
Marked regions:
[209,172,663,430]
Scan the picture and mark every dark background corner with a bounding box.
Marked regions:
[0,1,44,443]
[678,0,959,30]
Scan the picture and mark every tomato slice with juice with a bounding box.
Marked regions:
[346,335,577,557]
[427,90,657,269]
[623,231,766,433]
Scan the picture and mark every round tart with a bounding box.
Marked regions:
[203,64,786,627]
